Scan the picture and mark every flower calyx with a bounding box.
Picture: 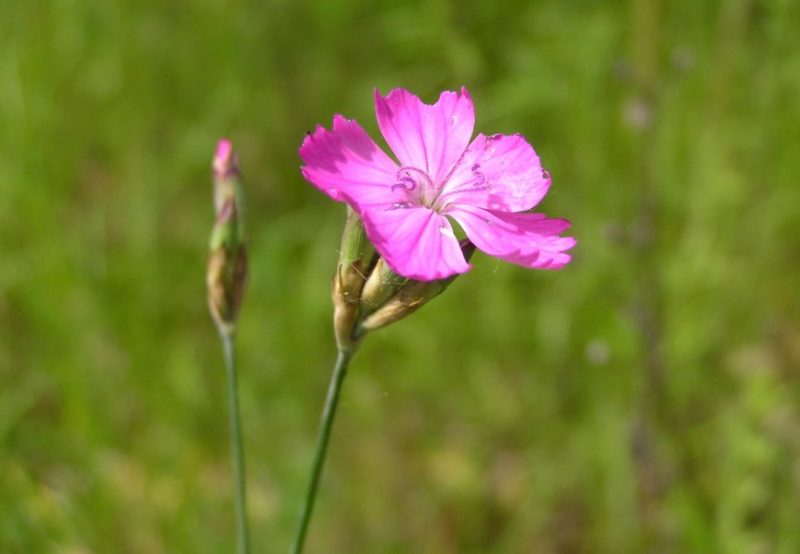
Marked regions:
[331,210,474,352]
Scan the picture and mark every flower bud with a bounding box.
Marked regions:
[360,241,475,332]
[360,258,407,315]
[208,139,247,335]
[332,208,375,352]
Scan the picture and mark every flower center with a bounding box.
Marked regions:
[390,166,439,209]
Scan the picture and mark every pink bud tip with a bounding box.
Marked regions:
[213,138,235,176]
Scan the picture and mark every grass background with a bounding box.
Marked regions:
[2,0,799,552]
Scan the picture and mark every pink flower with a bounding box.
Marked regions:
[300,88,576,281]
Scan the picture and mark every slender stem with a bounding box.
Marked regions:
[291,349,352,554]
[221,328,250,554]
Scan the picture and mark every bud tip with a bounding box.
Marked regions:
[213,138,237,177]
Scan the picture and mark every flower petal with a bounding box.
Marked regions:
[300,115,407,209]
[375,88,475,186]
[437,133,551,213]
[448,205,576,269]
[359,206,471,280]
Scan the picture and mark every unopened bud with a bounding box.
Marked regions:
[208,139,247,335]
[332,208,375,352]
[360,258,407,315]
[360,241,475,332]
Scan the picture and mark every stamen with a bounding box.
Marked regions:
[390,166,439,208]
[391,166,434,193]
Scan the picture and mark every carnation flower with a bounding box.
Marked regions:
[300,87,575,281]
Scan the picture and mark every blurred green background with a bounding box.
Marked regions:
[2,0,799,552]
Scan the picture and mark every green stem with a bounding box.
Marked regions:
[221,328,250,554]
[291,349,352,554]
